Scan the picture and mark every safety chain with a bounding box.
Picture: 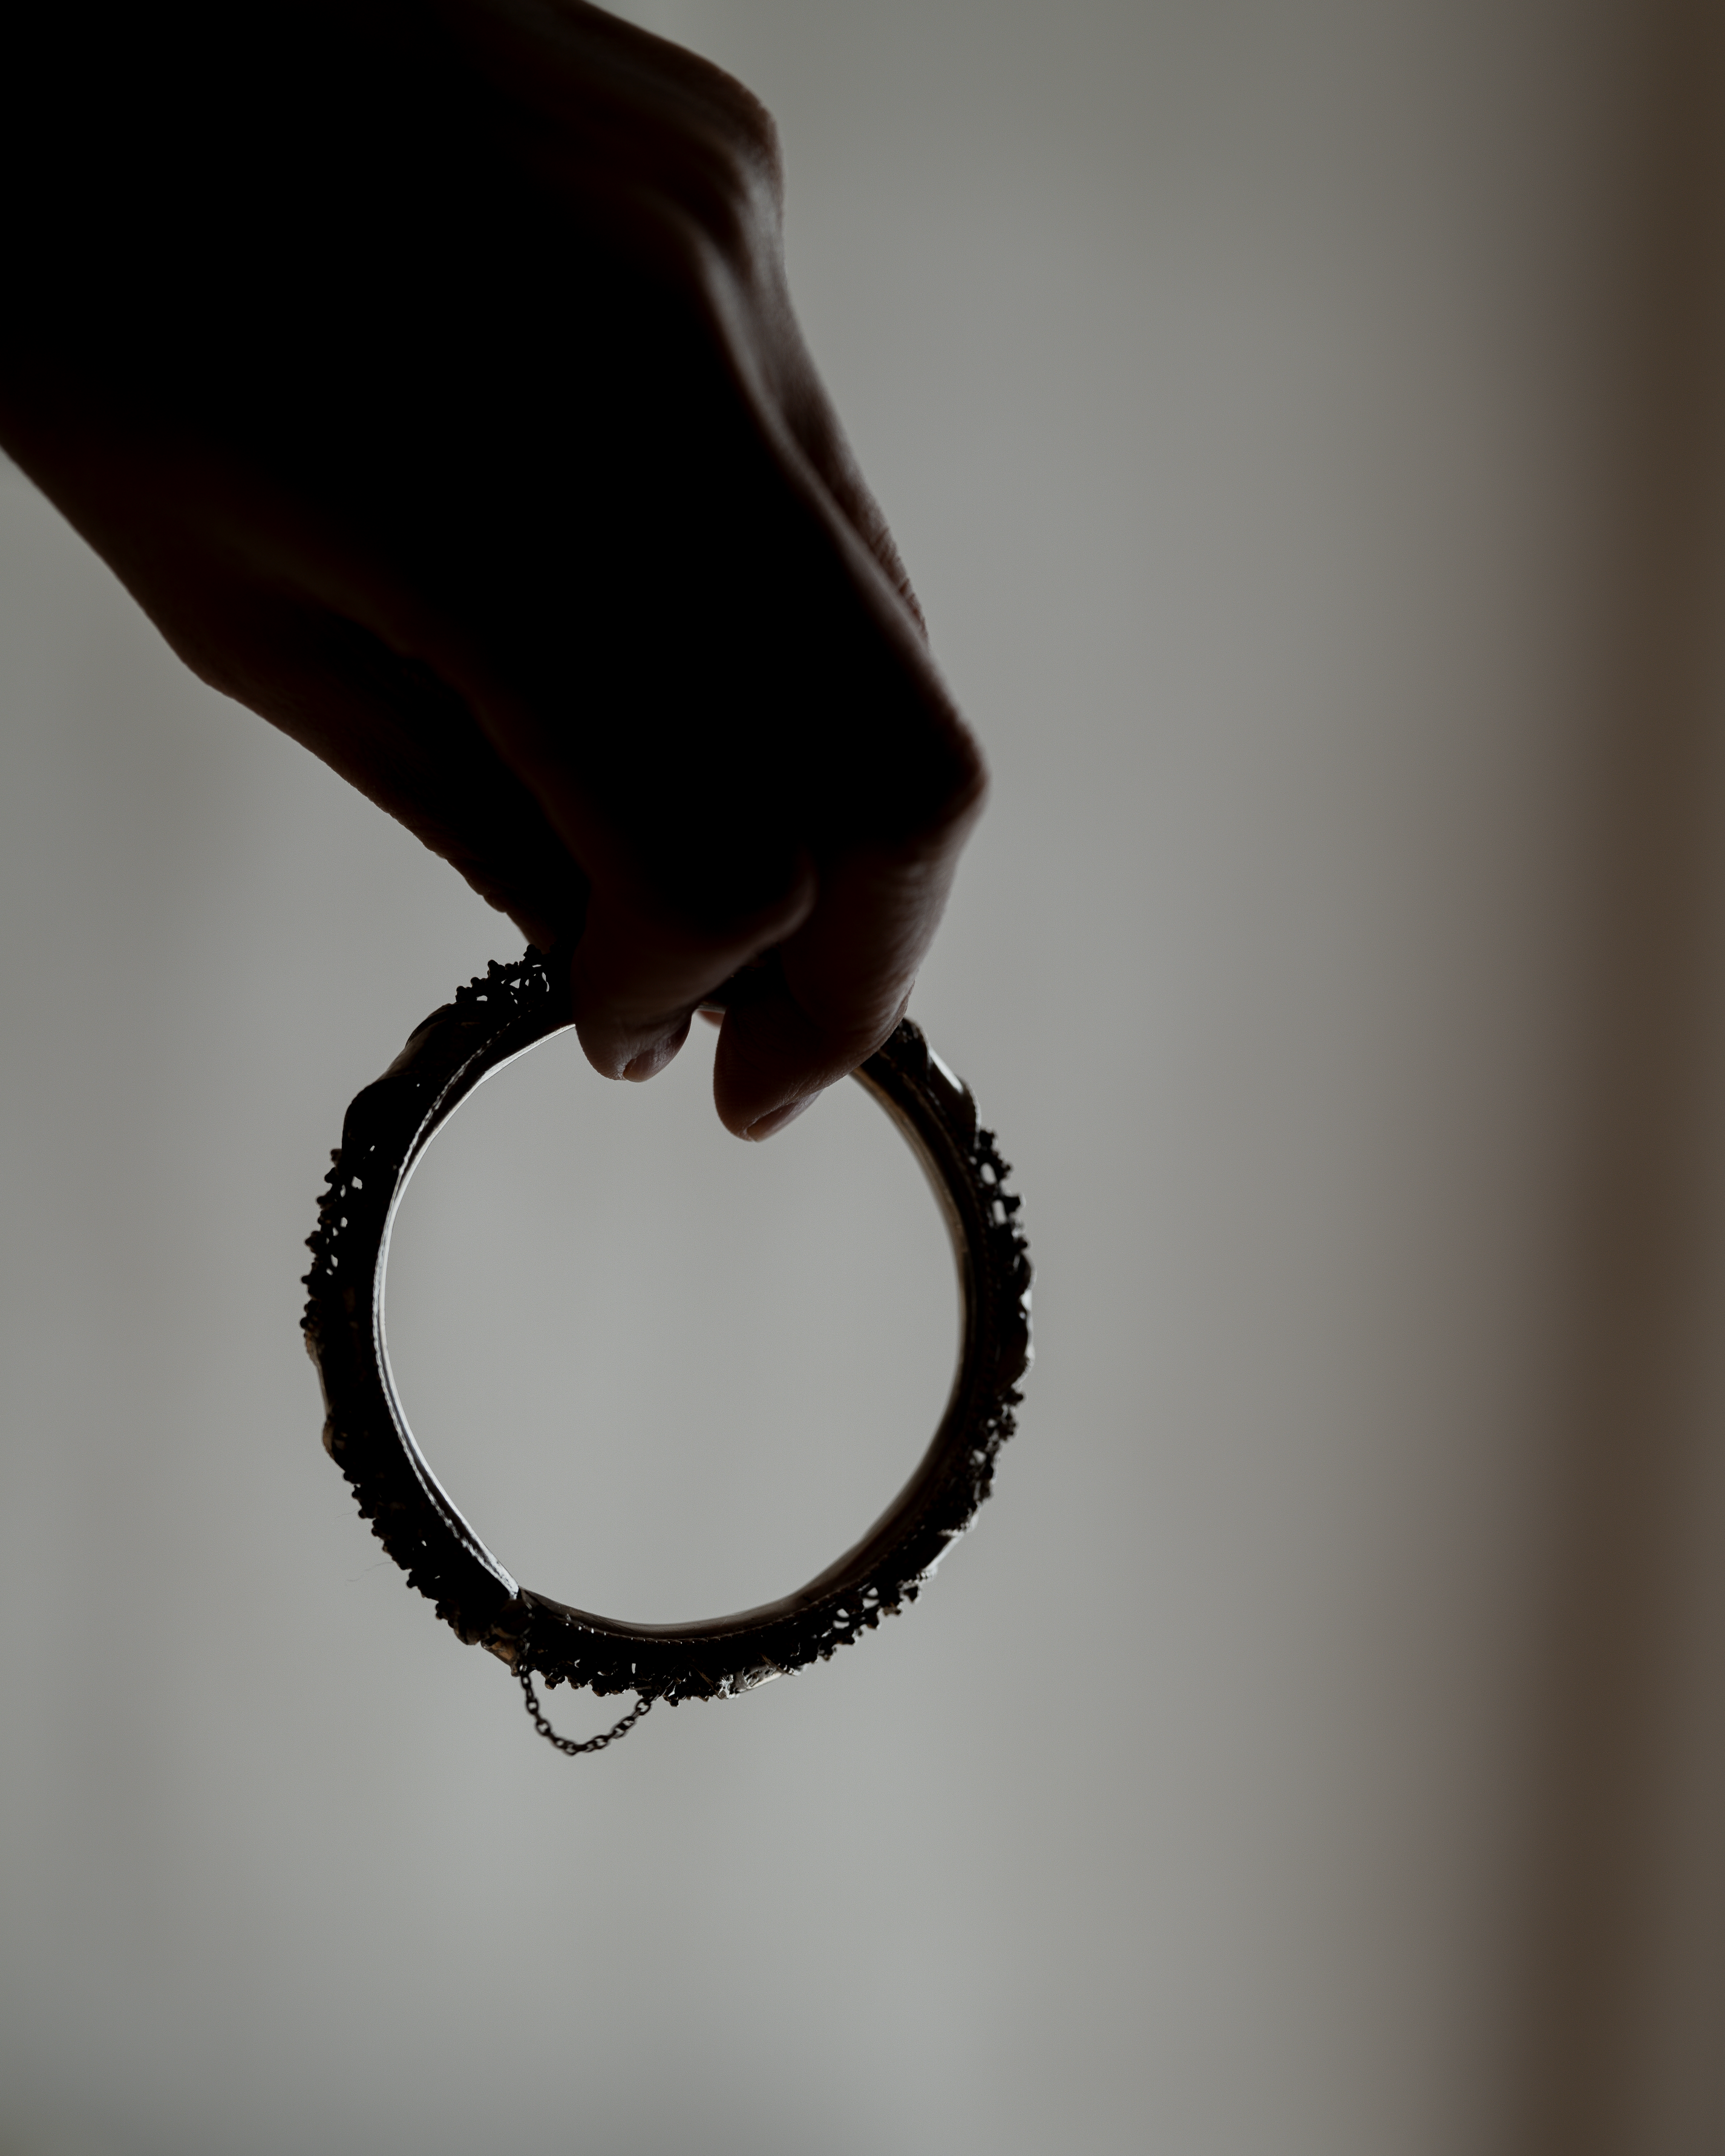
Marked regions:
[518,1665,653,1757]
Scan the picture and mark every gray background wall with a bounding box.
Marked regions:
[4,3,1725,2152]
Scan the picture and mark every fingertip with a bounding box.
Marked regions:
[620,1012,693,1082]
[563,855,817,1083]
[710,979,900,1138]
[742,1096,816,1142]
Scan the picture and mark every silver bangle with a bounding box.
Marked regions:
[302,950,1032,1751]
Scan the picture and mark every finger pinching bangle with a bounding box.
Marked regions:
[301,950,1032,1755]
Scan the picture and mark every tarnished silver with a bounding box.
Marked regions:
[302,950,1031,1750]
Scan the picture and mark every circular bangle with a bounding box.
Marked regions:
[301,950,1032,1745]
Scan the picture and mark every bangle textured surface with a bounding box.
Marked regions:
[302,951,1032,1713]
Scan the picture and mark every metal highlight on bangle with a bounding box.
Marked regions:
[301,949,1032,1752]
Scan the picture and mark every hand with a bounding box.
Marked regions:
[0,0,984,1135]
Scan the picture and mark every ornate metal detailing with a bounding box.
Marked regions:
[302,950,1032,1751]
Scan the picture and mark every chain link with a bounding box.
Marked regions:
[518,1665,653,1756]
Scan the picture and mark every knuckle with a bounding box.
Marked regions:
[715,79,782,182]
[676,48,782,185]
[889,719,989,852]
[633,74,783,273]
[932,725,989,829]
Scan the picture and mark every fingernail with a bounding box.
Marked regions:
[622,1017,691,1082]
[744,1099,811,1142]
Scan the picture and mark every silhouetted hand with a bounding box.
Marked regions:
[0,0,983,1136]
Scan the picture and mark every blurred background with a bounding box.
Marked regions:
[4,1,1724,2151]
